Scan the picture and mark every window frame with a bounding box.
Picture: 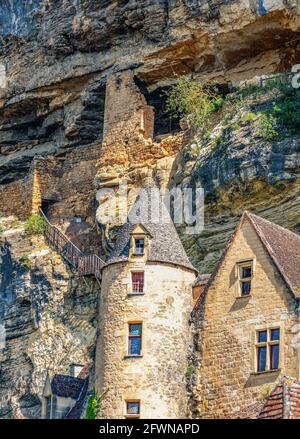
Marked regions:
[134,238,145,256]
[130,271,145,295]
[237,260,254,297]
[125,400,141,419]
[128,322,143,357]
[255,327,280,373]
[45,395,52,419]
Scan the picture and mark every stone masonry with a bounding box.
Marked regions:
[192,215,299,418]
[0,143,100,221]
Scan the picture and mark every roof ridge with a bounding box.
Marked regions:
[246,212,300,241]
[246,212,298,296]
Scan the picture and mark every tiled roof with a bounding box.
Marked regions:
[107,185,197,272]
[232,377,300,419]
[193,274,211,287]
[258,383,284,419]
[51,374,86,400]
[247,212,300,298]
[230,401,265,419]
[192,211,300,315]
[65,379,89,419]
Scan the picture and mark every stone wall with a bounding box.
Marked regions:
[192,216,298,418]
[0,177,31,218]
[96,260,195,419]
[0,143,100,221]
[96,71,183,190]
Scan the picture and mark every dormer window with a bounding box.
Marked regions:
[134,238,145,255]
[237,261,253,296]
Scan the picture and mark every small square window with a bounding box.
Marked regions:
[258,330,267,343]
[270,328,280,341]
[241,266,252,279]
[125,401,140,418]
[134,239,145,255]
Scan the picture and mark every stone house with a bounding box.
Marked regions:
[233,376,300,419]
[42,365,89,419]
[192,211,300,418]
[95,185,197,419]
[29,69,300,419]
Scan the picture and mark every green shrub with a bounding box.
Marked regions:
[0,225,4,235]
[242,112,257,122]
[186,364,196,378]
[24,214,46,236]
[259,384,273,401]
[256,113,279,141]
[228,121,241,131]
[165,75,221,131]
[19,254,32,270]
[85,388,109,420]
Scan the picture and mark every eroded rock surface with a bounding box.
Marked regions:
[0,218,98,418]
[0,0,300,419]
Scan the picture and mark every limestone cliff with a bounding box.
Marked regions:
[0,216,98,418]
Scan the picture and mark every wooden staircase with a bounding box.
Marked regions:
[40,209,105,279]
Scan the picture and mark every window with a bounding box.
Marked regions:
[128,323,142,356]
[131,272,144,294]
[238,262,253,296]
[45,396,52,419]
[134,239,145,255]
[256,328,280,372]
[125,401,140,419]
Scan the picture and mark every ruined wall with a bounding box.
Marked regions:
[96,260,195,419]
[0,177,31,218]
[192,217,298,419]
[0,143,100,221]
[96,71,184,189]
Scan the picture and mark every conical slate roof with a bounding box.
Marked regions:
[107,185,197,272]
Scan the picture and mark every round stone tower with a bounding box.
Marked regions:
[95,186,197,419]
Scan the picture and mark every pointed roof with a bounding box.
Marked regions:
[247,212,300,298]
[192,211,300,315]
[107,185,197,273]
[51,374,86,400]
[232,377,300,419]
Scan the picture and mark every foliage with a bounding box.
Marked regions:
[241,112,257,122]
[0,225,4,235]
[259,384,273,401]
[24,214,46,236]
[256,113,279,141]
[186,364,196,378]
[85,388,109,420]
[165,76,221,131]
[19,254,32,270]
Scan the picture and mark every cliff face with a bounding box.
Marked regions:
[0,0,300,418]
[0,217,98,418]
[0,0,299,184]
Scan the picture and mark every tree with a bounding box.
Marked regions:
[165,75,222,132]
[85,388,109,419]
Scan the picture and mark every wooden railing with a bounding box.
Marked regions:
[40,209,105,279]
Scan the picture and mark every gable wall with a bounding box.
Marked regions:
[193,217,298,418]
